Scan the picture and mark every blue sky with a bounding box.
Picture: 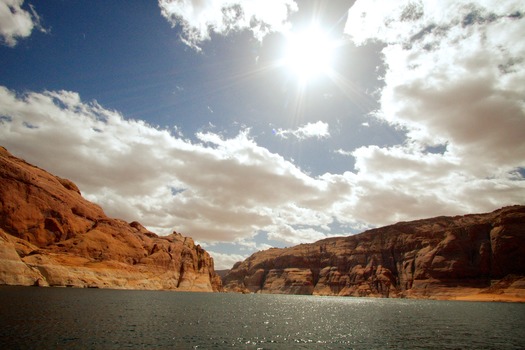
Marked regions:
[1,0,524,269]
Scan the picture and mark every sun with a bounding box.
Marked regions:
[282,25,336,83]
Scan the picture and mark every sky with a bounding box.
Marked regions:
[1,0,524,269]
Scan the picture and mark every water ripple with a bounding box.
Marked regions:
[0,287,524,349]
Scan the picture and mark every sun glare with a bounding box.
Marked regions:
[283,26,336,83]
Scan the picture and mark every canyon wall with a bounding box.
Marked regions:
[0,146,222,291]
[223,206,525,301]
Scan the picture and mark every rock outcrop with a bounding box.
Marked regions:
[223,206,525,301]
[0,146,222,291]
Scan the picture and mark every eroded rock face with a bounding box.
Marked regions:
[0,147,222,291]
[223,206,525,300]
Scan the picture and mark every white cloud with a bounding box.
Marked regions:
[0,86,351,247]
[339,0,525,225]
[1,82,524,266]
[275,121,330,140]
[0,0,45,47]
[205,251,248,270]
[335,148,352,157]
[266,225,328,246]
[159,0,297,50]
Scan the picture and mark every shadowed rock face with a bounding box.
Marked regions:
[223,206,525,300]
[0,146,222,291]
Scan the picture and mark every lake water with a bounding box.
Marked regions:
[1,286,524,349]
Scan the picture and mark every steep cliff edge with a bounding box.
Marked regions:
[0,146,222,291]
[223,206,525,301]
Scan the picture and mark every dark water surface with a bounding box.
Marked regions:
[1,286,524,349]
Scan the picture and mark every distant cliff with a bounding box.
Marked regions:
[223,206,525,301]
[0,146,222,291]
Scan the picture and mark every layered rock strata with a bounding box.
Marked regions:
[223,206,525,301]
[0,146,222,291]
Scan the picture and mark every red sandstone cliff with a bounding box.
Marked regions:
[223,206,525,301]
[0,146,222,291]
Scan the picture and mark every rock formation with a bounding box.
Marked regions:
[0,146,222,291]
[223,206,525,301]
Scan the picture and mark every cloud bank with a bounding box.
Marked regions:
[0,82,523,267]
[0,86,349,245]
[1,82,523,234]
[0,0,44,47]
[341,0,525,221]
[159,0,297,49]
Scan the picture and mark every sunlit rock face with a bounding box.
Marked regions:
[223,206,525,301]
[0,146,222,292]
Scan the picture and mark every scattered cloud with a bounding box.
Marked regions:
[334,148,352,157]
[204,251,248,270]
[1,81,524,266]
[159,0,298,50]
[266,225,328,246]
[0,86,351,246]
[0,0,45,47]
[339,0,525,224]
[275,121,330,140]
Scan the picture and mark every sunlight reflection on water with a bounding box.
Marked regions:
[0,287,524,349]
